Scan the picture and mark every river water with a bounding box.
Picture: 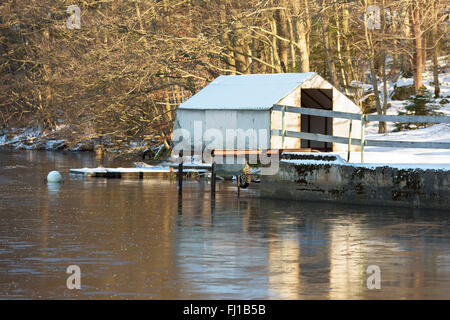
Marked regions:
[0,149,449,299]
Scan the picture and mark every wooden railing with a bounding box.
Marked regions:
[272,104,450,162]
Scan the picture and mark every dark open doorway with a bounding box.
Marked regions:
[300,89,333,151]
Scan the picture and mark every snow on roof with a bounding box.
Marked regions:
[178,72,317,110]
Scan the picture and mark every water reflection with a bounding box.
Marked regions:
[46,182,61,195]
[0,149,449,299]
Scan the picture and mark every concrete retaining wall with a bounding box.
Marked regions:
[261,154,450,210]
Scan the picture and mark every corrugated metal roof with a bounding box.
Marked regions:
[178,72,317,110]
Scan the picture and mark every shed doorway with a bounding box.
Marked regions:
[300,88,333,151]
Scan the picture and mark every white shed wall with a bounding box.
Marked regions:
[270,87,301,149]
[300,74,362,152]
[174,109,270,150]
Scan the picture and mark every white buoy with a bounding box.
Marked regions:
[47,170,63,183]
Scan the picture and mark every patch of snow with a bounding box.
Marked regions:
[394,77,414,88]
[283,153,450,171]
[45,139,66,149]
[339,123,450,167]
[356,62,450,166]
[70,167,208,174]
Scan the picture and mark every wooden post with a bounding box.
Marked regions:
[361,115,365,163]
[178,150,183,195]
[281,105,286,148]
[347,119,352,162]
[178,194,182,215]
[211,160,216,198]
[307,115,311,148]
[237,175,240,198]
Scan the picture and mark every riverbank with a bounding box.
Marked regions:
[0,126,167,162]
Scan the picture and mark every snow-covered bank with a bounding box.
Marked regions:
[0,126,164,159]
[341,63,450,166]
[338,123,450,166]
[0,127,71,150]
[364,68,450,134]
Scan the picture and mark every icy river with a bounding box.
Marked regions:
[0,149,449,299]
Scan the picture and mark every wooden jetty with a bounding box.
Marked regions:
[69,166,208,179]
[70,148,315,200]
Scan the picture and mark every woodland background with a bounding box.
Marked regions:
[0,0,448,153]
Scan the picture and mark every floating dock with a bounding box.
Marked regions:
[69,164,209,179]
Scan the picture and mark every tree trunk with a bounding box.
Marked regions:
[292,0,310,72]
[219,3,236,74]
[319,1,339,87]
[269,17,283,73]
[342,3,355,85]
[232,22,250,74]
[412,0,423,93]
[432,2,440,98]
[391,7,399,74]
[287,14,296,71]
[363,0,383,133]
[369,59,384,133]
[335,8,349,94]
[274,7,289,72]
[380,0,388,133]
[400,6,412,76]
[380,52,388,132]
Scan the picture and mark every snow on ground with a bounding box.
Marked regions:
[0,126,68,150]
[347,123,450,165]
[342,61,450,166]
[283,154,450,171]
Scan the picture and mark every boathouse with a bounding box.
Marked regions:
[173,72,361,152]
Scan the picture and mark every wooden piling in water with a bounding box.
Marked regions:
[211,161,216,198]
[237,175,240,198]
[178,150,183,195]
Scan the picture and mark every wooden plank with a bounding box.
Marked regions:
[166,163,212,169]
[273,104,450,124]
[272,130,450,149]
[272,129,362,146]
[69,168,207,177]
[366,114,450,123]
[365,139,450,149]
[213,149,264,156]
[278,148,315,153]
[212,148,313,156]
[273,104,361,120]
